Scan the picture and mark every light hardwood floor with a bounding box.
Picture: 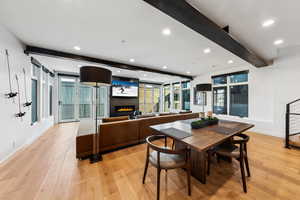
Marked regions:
[0,122,300,200]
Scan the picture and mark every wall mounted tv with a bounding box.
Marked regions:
[112,80,138,97]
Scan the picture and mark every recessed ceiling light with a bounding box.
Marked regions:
[228,60,234,64]
[74,46,81,51]
[117,70,121,73]
[129,58,135,62]
[187,71,191,74]
[143,74,147,77]
[203,48,211,54]
[262,19,275,27]
[274,39,284,45]
[163,65,167,69]
[162,28,171,36]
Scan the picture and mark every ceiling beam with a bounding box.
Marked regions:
[24,46,193,80]
[143,0,269,68]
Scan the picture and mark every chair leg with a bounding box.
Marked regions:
[187,165,191,196]
[239,158,247,193]
[157,168,161,200]
[244,155,251,177]
[142,159,149,184]
[172,140,175,150]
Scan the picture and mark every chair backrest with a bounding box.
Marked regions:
[231,133,249,156]
[146,135,187,155]
[145,135,188,168]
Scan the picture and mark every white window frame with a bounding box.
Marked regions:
[139,83,162,114]
[212,74,249,118]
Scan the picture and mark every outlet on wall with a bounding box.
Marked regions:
[12,140,16,148]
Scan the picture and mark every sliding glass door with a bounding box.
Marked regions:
[58,76,108,123]
[59,77,78,122]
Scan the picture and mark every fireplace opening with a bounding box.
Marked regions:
[115,105,135,112]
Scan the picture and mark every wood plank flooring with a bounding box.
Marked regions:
[1,122,300,200]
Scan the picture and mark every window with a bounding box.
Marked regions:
[153,87,160,112]
[60,78,76,121]
[42,70,48,118]
[212,71,248,117]
[31,79,38,123]
[163,85,170,112]
[79,85,92,118]
[145,86,153,113]
[139,84,161,114]
[181,81,190,110]
[213,87,227,114]
[173,83,181,110]
[49,85,53,116]
[230,85,248,117]
[139,85,145,113]
[97,86,108,118]
[31,63,40,124]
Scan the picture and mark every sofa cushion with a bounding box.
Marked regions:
[102,116,129,123]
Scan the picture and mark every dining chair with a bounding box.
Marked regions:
[207,133,251,193]
[142,135,191,200]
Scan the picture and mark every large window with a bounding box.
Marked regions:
[79,85,92,118]
[42,69,50,118]
[97,86,108,118]
[139,83,161,114]
[173,83,181,110]
[49,85,53,116]
[163,84,170,112]
[31,63,40,124]
[31,79,38,123]
[181,81,190,110]
[212,71,248,117]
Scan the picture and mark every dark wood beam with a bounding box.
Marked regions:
[143,0,269,68]
[24,46,193,80]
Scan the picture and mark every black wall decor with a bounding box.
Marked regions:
[22,68,32,107]
[4,50,18,98]
[15,75,26,118]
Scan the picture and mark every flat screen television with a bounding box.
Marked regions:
[112,80,138,97]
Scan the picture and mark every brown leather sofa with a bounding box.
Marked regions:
[99,119,140,152]
[76,112,199,159]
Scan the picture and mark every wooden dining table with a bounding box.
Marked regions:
[150,118,254,184]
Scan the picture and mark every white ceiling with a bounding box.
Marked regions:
[187,0,300,60]
[0,0,295,78]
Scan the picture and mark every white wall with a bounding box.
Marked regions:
[191,46,300,138]
[0,25,54,163]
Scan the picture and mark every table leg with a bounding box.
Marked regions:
[175,141,207,184]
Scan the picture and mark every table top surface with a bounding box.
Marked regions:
[150,119,254,152]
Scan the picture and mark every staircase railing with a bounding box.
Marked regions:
[285,98,300,148]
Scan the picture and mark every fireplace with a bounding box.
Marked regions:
[115,105,135,113]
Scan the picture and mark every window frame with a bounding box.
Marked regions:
[31,63,40,125]
[212,71,249,118]
[181,81,191,111]
[139,83,162,114]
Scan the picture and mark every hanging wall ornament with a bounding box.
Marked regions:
[22,68,32,107]
[15,75,26,118]
[4,49,18,98]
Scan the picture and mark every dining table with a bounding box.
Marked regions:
[150,118,254,184]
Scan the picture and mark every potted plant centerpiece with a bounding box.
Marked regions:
[191,113,219,129]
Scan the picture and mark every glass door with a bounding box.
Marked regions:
[59,76,78,122]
